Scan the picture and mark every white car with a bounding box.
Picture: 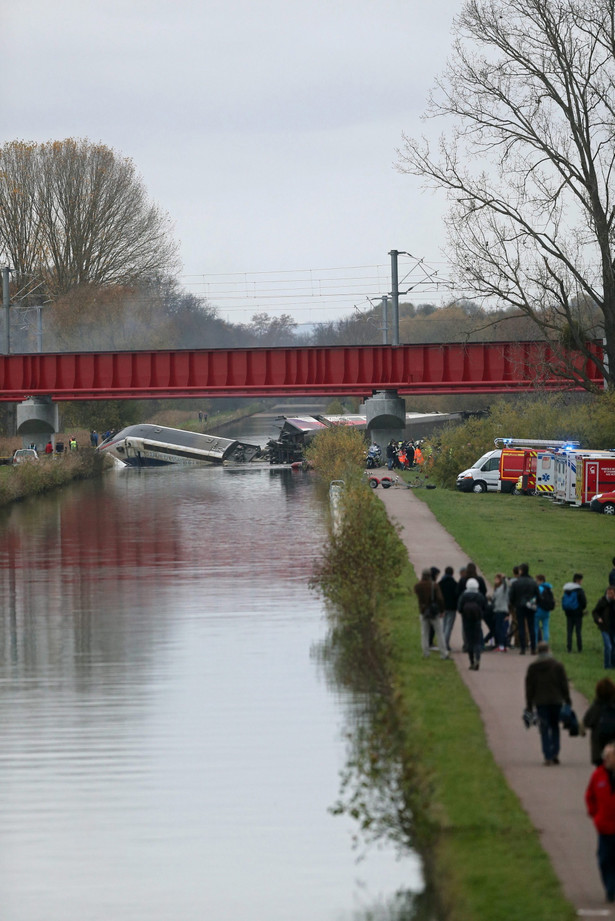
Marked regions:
[12,448,39,465]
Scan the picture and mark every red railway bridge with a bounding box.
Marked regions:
[0,340,604,401]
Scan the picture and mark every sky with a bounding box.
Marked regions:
[1,0,463,327]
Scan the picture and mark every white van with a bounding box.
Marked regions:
[456,449,502,493]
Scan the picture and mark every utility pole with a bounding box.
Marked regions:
[381,295,389,345]
[3,267,10,354]
[389,250,400,346]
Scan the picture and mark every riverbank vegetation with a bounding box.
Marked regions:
[0,449,104,506]
[308,427,575,920]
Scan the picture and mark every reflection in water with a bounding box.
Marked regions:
[315,619,440,921]
[0,465,424,921]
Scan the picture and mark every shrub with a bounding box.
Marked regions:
[305,423,366,484]
[311,480,407,630]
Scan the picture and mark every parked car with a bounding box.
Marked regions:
[590,490,615,515]
[12,448,39,465]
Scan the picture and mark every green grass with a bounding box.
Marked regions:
[412,487,613,701]
[381,561,577,921]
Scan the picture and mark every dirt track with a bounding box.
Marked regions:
[378,484,611,917]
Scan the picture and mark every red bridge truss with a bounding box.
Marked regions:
[0,340,604,401]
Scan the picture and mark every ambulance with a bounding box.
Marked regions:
[515,449,561,495]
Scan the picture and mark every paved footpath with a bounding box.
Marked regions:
[378,485,611,918]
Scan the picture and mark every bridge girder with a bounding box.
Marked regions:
[0,341,603,401]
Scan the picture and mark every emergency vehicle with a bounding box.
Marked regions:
[574,454,615,505]
[553,449,614,503]
[456,438,578,494]
[493,438,579,494]
[514,449,561,495]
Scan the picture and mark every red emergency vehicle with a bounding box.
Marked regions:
[575,455,615,505]
[494,438,579,494]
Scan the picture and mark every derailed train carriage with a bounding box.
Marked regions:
[98,424,261,468]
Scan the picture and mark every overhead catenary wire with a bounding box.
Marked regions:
[179,259,454,323]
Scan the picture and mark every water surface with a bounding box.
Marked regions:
[0,461,422,920]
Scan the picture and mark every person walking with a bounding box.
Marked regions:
[525,641,571,765]
[413,569,449,660]
[534,574,555,646]
[593,586,615,670]
[492,573,510,652]
[562,573,587,652]
[439,566,458,652]
[458,577,487,671]
[509,562,539,655]
[583,678,615,765]
[585,742,615,903]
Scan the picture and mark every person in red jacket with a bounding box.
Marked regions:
[586,743,615,902]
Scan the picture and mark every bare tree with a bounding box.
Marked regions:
[0,139,179,303]
[397,0,615,388]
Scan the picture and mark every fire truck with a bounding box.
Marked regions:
[553,449,615,503]
[574,454,615,505]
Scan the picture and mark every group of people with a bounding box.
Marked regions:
[44,437,79,455]
[522,642,615,899]
[386,439,423,470]
[414,559,615,672]
[413,555,615,904]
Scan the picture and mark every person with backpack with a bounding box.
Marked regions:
[593,587,615,670]
[534,574,555,646]
[525,641,571,765]
[457,577,487,671]
[562,573,587,653]
[583,678,615,765]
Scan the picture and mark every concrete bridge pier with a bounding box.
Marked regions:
[16,396,58,451]
[362,390,406,455]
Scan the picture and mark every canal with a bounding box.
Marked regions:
[0,414,423,920]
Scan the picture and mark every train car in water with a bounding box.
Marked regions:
[98,424,261,468]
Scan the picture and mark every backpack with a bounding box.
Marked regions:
[539,585,555,611]
[562,589,579,612]
[462,600,483,620]
[597,703,615,749]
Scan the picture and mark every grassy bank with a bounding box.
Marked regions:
[146,403,266,433]
[0,449,105,506]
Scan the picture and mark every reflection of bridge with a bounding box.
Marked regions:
[0,340,604,400]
